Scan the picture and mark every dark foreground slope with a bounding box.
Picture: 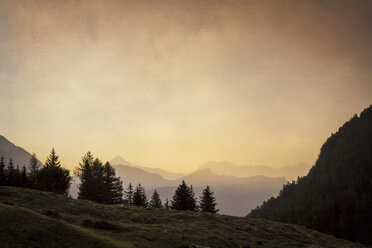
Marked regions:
[249,105,372,244]
[0,187,364,248]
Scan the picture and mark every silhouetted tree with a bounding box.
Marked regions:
[132,183,147,207]
[21,165,27,187]
[149,189,162,208]
[199,185,218,214]
[0,156,6,185]
[28,153,40,187]
[125,183,134,205]
[164,198,170,209]
[6,158,16,186]
[103,162,123,204]
[75,152,123,204]
[36,148,71,195]
[171,180,197,211]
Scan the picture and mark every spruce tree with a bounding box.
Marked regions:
[164,198,170,209]
[21,165,27,187]
[28,153,40,188]
[125,183,134,205]
[75,153,123,204]
[0,156,6,185]
[36,148,71,195]
[171,180,197,211]
[199,185,218,214]
[132,183,147,207]
[149,189,162,208]
[75,152,94,200]
[6,158,15,186]
[103,162,123,204]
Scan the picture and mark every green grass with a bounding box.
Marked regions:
[0,186,365,248]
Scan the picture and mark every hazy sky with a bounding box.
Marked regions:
[0,0,371,172]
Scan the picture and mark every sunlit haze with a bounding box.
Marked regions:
[1,0,371,173]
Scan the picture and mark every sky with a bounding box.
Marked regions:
[0,0,371,173]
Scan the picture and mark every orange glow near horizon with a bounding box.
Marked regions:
[0,0,371,173]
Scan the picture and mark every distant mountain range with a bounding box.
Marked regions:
[0,135,304,216]
[199,160,310,181]
[110,155,184,180]
[0,135,43,168]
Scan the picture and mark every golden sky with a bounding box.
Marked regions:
[0,0,371,172]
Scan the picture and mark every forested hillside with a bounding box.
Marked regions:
[248,105,372,244]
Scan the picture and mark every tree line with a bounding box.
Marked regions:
[0,149,218,214]
[248,106,372,245]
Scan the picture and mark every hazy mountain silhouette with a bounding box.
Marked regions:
[152,168,285,216]
[249,105,372,244]
[0,135,43,168]
[199,160,310,181]
[110,155,185,180]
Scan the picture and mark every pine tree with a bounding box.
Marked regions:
[6,158,15,186]
[75,153,123,204]
[75,152,94,200]
[171,180,197,211]
[132,183,147,207]
[125,183,134,205]
[0,156,6,185]
[199,185,218,214]
[45,148,61,167]
[21,165,27,187]
[103,162,123,204]
[164,198,170,209]
[149,190,162,208]
[28,153,40,188]
[36,148,71,195]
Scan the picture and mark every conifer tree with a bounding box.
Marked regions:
[125,183,134,205]
[36,148,71,195]
[28,153,40,187]
[6,158,15,186]
[132,183,147,207]
[103,162,123,204]
[21,165,27,187]
[75,152,94,200]
[164,198,170,209]
[0,156,6,185]
[171,180,197,211]
[75,152,123,204]
[149,189,162,208]
[199,185,218,214]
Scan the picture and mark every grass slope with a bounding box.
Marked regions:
[0,187,365,248]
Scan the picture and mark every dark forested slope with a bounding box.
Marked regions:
[248,105,372,244]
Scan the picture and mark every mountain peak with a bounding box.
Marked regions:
[110,155,132,166]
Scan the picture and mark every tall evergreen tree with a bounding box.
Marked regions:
[36,148,71,195]
[125,183,134,205]
[75,152,123,204]
[199,185,218,214]
[132,183,147,207]
[149,190,162,208]
[75,152,95,200]
[28,153,40,188]
[164,198,170,209]
[6,158,15,186]
[21,165,27,187]
[103,162,123,204]
[0,156,6,185]
[171,180,197,211]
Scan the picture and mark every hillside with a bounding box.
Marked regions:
[0,187,365,248]
[248,105,372,244]
[0,135,43,167]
